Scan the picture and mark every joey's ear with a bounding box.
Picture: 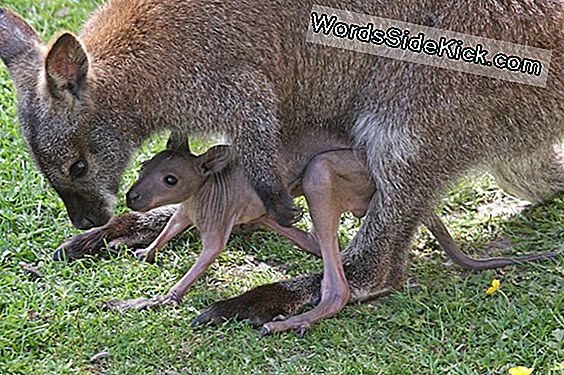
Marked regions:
[194,145,230,176]
[166,132,191,154]
[45,33,89,99]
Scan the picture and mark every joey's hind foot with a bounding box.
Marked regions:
[260,319,311,337]
[134,248,157,263]
[260,286,350,337]
[102,295,177,311]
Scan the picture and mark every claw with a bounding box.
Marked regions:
[134,248,156,263]
[273,203,303,227]
[107,239,125,249]
[159,295,178,307]
[134,248,147,260]
[259,325,271,338]
[259,318,313,337]
[291,205,303,223]
[191,306,221,326]
[53,247,68,261]
[191,314,207,327]
[297,324,309,337]
[272,314,287,322]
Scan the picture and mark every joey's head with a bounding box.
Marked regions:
[0,8,135,229]
[126,135,231,212]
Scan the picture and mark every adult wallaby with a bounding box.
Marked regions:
[0,3,299,229]
[1,1,562,334]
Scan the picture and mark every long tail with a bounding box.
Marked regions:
[424,212,558,270]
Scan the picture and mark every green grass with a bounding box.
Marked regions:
[0,1,562,374]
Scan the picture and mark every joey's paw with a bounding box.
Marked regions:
[134,248,148,260]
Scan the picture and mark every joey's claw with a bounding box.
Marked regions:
[166,290,182,305]
[163,296,179,307]
[134,248,155,263]
[259,325,271,338]
[134,248,147,259]
[261,318,312,336]
[297,324,309,337]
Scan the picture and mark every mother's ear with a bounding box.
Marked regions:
[0,8,42,81]
[194,145,231,176]
[45,32,89,100]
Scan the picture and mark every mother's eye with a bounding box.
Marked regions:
[164,175,178,186]
[70,159,88,178]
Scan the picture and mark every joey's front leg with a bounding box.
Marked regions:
[134,208,192,263]
[105,220,235,311]
[166,223,234,302]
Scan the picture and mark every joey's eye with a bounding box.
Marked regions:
[69,159,88,178]
[164,175,178,186]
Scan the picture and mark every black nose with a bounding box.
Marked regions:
[126,190,140,207]
[72,216,96,230]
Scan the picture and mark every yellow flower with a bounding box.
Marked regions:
[485,279,501,295]
[508,366,534,375]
